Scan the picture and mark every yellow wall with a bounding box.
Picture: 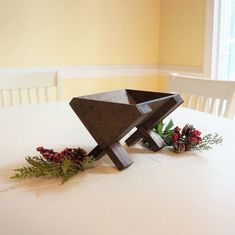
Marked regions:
[63,76,159,100]
[159,0,205,67]
[0,0,205,68]
[0,0,160,67]
[0,0,206,97]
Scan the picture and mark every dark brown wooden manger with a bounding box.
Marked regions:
[70,89,183,170]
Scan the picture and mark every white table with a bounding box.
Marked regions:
[0,102,235,235]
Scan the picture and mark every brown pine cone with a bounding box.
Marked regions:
[69,148,88,162]
[173,140,186,153]
[182,124,195,136]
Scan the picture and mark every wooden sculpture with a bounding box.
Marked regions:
[70,89,183,170]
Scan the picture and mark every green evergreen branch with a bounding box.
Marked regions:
[11,156,95,184]
[194,133,223,151]
[142,119,223,153]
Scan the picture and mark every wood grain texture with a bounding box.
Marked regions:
[70,89,183,170]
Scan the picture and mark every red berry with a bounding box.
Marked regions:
[174,126,181,133]
[192,130,201,137]
[172,133,180,142]
[36,146,44,152]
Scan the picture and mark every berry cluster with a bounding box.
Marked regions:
[36,146,88,163]
[171,124,202,153]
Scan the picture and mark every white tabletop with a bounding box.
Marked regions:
[0,102,235,235]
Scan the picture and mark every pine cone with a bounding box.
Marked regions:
[182,124,195,136]
[173,140,186,153]
[69,148,88,162]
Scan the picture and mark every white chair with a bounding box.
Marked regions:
[0,71,61,108]
[168,73,235,119]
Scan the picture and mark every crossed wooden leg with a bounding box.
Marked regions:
[89,143,133,170]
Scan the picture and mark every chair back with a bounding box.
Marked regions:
[0,71,61,108]
[169,73,235,119]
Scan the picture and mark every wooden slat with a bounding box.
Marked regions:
[195,96,200,110]
[36,88,40,103]
[201,97,208,112]
[209,98,216,114]
[10,89,17,106]
[191,95,199,110]
[1,90,7,107]
[45,87,49,102]
[27,88,32,104]
[205,98,211,113]
[184,94,190,108]
[19,89,23,105]
[189,95,194,109]
[223,100,229,116]
[56,75,62,101]
[218,99,225,116]
[9,90,14,106]
[225,96,235,118]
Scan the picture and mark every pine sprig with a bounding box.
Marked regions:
[194,133,223,151]
[143,120,223,153]
[11,149,95,184]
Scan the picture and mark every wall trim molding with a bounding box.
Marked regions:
[0,64,204,79]
[157,64,204,77]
